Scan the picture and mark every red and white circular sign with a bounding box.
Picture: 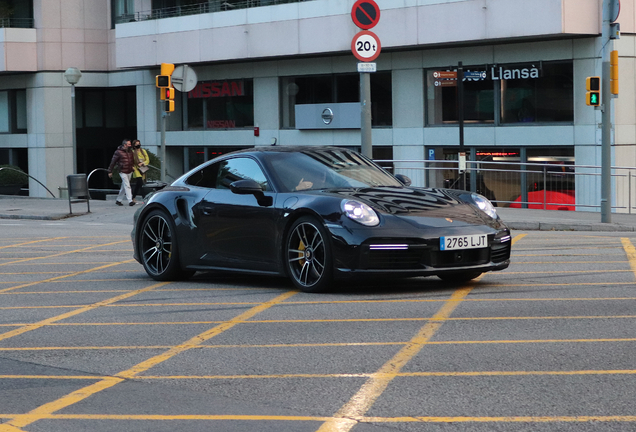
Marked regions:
[351,0,381,30]
[351,31,381,62]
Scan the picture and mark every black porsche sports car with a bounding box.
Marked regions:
[132,146,511,292]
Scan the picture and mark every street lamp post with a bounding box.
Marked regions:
[64,67,82,174]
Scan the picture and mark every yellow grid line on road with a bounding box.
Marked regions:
[3,314,636,328]
[317,286,475,432]
[1,290,298,430]
[3,336,636,352]
[510,260,627,264]
[1,413,635,424]
[6,294,636,310]
[5,369,636,381]
[514,253,626,256]
[0,259,136,294]
[491,269,632,274]
[0,237,68,250]
[0,240,130,269]
[622,238,636,278]
[0,281,170,342]
[1,281,633,294]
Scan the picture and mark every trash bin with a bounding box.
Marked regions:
[67,174,90,214]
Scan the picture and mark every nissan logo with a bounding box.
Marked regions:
[321,108,334,125]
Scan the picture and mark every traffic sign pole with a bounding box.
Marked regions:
[351,0,380,159]
[360,71,372,159]
[601,0,615,223]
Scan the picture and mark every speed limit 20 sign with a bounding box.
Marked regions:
[351,30,381,62]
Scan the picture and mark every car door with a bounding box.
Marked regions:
[196,157,279,272]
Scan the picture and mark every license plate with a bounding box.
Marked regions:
[440,234,487,251]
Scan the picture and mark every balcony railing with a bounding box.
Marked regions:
[0,18,34,29]
[115,0,313,24]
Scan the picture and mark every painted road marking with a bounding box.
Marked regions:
[0,259,136,293]
[0,281,170,342]
[2,290,298,430]
[0,239,129,268]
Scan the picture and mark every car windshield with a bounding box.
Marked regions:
[267,149,402,192]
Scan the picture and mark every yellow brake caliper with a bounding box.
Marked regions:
[298,240,306,267]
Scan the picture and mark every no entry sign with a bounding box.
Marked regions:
[351,0,380,30]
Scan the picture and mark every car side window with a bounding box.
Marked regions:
[185,163,219,188]
[216,158,269,191]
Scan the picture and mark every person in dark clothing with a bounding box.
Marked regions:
[107,139,136,206]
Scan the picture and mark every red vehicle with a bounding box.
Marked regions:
[510,189,575,211]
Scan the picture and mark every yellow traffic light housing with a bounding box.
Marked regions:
[164,86,175,112]
[586,76,600,107]
[157,63,176,112]
[610,50,619,95]
[156,75,170,88]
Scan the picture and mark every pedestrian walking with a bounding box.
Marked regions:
[107,139,136,206]
[131,139,150,200]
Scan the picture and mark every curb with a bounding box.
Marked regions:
[507,222,635,232]
[0,213,83,221]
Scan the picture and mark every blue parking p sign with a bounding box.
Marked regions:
[428,149,435,160]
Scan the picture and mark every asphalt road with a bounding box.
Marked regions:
[1,215,636,432]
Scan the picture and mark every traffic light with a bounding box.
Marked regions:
[610,50,619,95]
[586,76,600,107]
[164,86,175,112]
[156,75,170,88]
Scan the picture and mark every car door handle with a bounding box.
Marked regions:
[200,204,215,215]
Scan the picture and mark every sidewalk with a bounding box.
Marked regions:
[0,195,140,224]
[1,195,636,231]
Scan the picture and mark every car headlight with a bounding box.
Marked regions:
[471,193,498,219]
[341,200,380,226]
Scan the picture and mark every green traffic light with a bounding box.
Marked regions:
[591,93,598,104]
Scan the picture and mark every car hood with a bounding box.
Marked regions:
[330,187,496,227]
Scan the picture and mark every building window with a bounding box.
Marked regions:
[500,61,573,123]
[0,1,34,28]
[281,72,392,128]
[0,90,27,134]
[111,0,134,27]
[426,60,573,125]
[186,79,254,130]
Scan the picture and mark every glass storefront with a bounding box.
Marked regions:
[426,147,575,209]
[426,60,573,126]
[281,72,392,128]
[186,79,254,130]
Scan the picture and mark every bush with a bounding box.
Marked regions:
[145,149,161,182]
[0,165,28,186]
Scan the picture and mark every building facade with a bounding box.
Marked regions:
[0,0,635,211]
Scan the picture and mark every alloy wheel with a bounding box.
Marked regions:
[287,221,326,288]
[141,214,173,276]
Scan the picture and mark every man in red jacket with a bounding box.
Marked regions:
[107,139,136,206]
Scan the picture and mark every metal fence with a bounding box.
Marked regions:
[116,0,314,24]
[376,160,636,214]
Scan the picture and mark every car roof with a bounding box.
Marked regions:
[227,146,354,156]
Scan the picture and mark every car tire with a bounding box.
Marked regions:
[285,216,333,293]
[437,271,482,283]
[139,209,193,281]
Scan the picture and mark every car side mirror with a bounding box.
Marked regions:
[230,179,273,207]
[395,174,412,187]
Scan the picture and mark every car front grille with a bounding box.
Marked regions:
[364,248,427,270]
[359,236,507,270]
